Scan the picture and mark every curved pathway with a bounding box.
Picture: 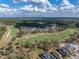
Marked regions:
[0,26,12,48]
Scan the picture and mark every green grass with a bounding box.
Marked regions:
[18,29,75,46]
[9,26,17,37]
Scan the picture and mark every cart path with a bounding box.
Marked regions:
[0,26,12,48]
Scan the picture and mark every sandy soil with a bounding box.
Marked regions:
[0,26,12,48]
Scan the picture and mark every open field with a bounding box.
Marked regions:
[9,26,17,37]
[18,28,76,46]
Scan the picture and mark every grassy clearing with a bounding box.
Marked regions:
[9,26,17,37]
[18,29,76,46]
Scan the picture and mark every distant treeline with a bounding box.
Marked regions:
[0,18,79,28]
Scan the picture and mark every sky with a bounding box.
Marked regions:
[0,0,79,17]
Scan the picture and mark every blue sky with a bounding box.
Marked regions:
[0,0,78,8]
[0,0,79,17]
[0,0,27,8]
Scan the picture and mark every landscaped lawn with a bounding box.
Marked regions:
[18,29,76,46]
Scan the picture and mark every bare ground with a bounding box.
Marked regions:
[0,26,12,48]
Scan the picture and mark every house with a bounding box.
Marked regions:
[50,51,62,59]
[39,52,56,59]
[56,47,69,57]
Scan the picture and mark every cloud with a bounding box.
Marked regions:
[18,0,57,12]
[0,4,9,8]
[23,0,53,7]
[27,0,52,7]
[20,5,33,12]
[0,4,10,13]
[20,5,57,12]
[63,0,70,5]
[13,0,77,13]
[13,0,51,5]
[60,0,75,10]
[0,0,79,17]
[0,3,20,14]
[13,0,27,3]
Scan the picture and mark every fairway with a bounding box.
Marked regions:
[18,29,76,46]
